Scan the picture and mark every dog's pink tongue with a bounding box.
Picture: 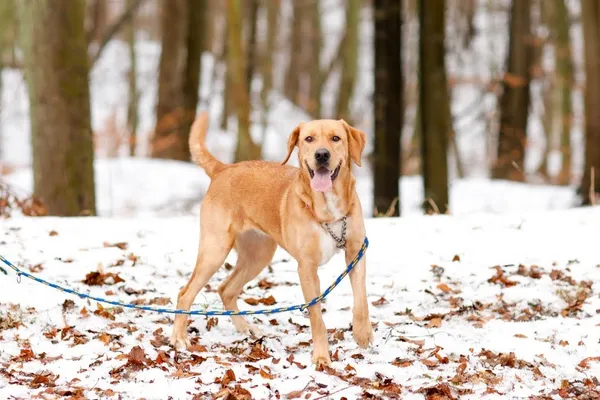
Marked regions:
[311,172,332,192]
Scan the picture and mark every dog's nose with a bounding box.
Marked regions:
[315,149,330,164]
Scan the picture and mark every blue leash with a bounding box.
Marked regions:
[0,237,368,316]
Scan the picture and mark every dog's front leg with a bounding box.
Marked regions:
[346,240,374,348]
[298,261,331,366]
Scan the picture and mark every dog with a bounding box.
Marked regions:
[170,112,373,365]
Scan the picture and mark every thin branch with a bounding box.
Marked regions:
[89,0,144,67]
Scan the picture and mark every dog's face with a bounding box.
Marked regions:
[282,120,366,192]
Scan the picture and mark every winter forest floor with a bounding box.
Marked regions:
[1,207,599,399]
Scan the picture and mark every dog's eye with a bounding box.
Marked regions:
[332,136,341,142]
[305,136,314,143]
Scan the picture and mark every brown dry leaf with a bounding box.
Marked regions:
[149,297,171,306]
[29,263,44,272]
[418,382,457,400]
[248,342,270,361]
[392,358,414,368]
[49,230,59,237]
[259,368,275,379]
[371,297,388,307]
[244,297,259,306]
[93,303,115,321]
[452,255,460,262]
[206,317,218,332]
[128,346,148,367]
[421,359,438,368]
[269,319,279,326]
[29,372,58,389]
[426,317,442,328]
[260,295,277,306]
[98,333,111,345]
[244,295,277,306]
[104,242,128,250]
[189,344,208,353]
[488,266,517,287]
[221,369,236,387]
[80,307,89,318]
[155,351,170,364]
[83,271,125,286]
[514,333,527,338]
[286,388,306,399]
[578,356,600,369]
[436,283,452,293]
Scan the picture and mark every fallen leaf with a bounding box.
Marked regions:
[259,368,275,379]
[221,369,236,387]
[392,358,414,368]
[371,297,388,307]
[452,255,460,262]
[426,317,442,328]
[578,356,600,369]
[83,271,125,286]
[104,241,128,250]
[436,283,452,293]
[49,230,59,236]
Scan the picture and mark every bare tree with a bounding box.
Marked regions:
[151,0,205,161]
[336,0,361,123]
[307,0,322,118]
[373,0,402,216]
[492,0,532,182]
[125,0,138,157]
[419,0,449,214]
[19,0,96,216]
[228,0,261,161]
[580,0,600,204]
[260,0,280,129]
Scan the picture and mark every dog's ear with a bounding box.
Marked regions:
[340,120,366,167]
[281,124,302,165]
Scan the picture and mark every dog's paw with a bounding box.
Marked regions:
[233,319,265,338]
[311,352,332,367]
[352,320,374,348]
[170,330,191,350]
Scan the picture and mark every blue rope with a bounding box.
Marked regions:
[0,237,368,316]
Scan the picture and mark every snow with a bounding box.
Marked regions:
[1,207,600,398]
[1,1,598,398]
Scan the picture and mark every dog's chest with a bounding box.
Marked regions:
[315,192,346,266]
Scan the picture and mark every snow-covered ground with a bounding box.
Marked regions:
[1,208,599,399]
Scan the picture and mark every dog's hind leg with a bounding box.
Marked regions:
[171,224,235,350]
[218,230,276,337]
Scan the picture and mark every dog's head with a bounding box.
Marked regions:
[282,119,366,192]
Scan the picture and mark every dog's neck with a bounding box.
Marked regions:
[296,165,355,223]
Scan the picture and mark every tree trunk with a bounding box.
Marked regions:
[19,0,96,216]
[151,0,189,161]
[246,0,259,96]
[553,0,573,185]
[182,0,205,148]
[0,0,16,161]
[336,0,361,122]
[307,0,322,118]
[228,0,260,162]
[580,0,600,204]
[284,2,303,104]
[125,0,138,157]
[419,0,449,214]
[373,0,402,217]
[492,0,532,182]
[260,0,279,132]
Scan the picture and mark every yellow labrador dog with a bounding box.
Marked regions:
[171,112,373,365]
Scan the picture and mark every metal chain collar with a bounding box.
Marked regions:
[322,215,347,249]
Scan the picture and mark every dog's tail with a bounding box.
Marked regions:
[189,112,226,178]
